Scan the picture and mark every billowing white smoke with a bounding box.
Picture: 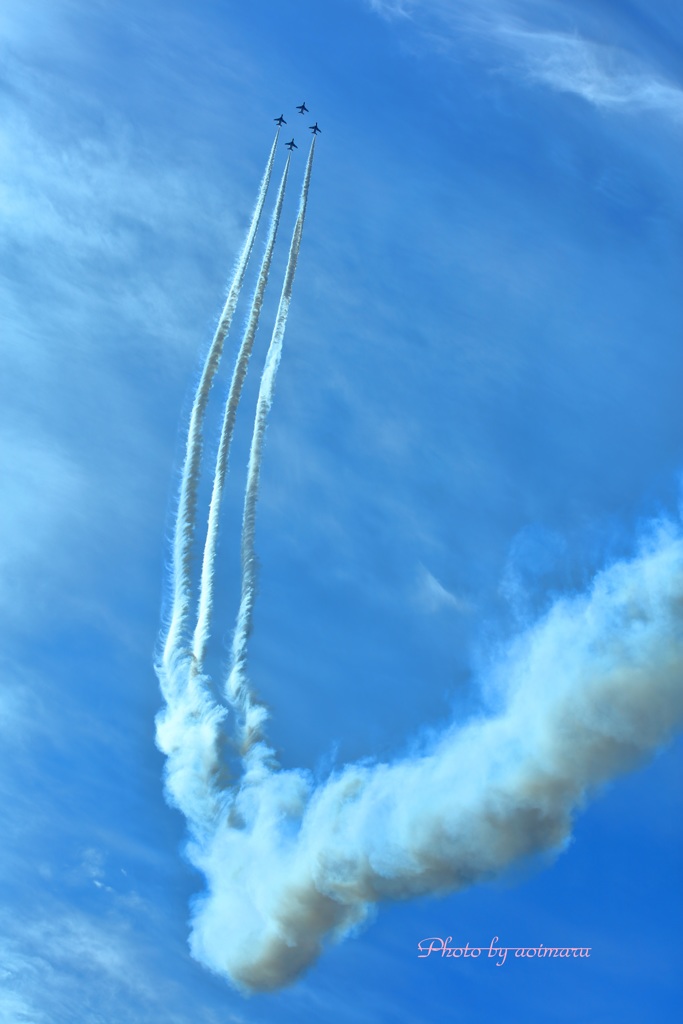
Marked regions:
[186,520,683,991]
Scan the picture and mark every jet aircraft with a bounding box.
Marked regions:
[274,114,287,126]
[309,122,321,134]
[285,138,298,150]
[296,102,308,114]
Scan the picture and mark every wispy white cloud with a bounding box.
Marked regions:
[415,564,472,614]
[0,903,238,1024]
[0,24,245,644]
[0,82,241,358]
[0,911,153,1021]
[0,987,47,1024]
[0,431,86,622]
[497,22,683,121]
[364,0,683,123]
[368,0,415,18]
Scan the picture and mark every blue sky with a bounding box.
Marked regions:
[1,0,682,1020]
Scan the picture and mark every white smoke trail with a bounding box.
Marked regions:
[193,155,292,670]
[155,134,280,832]
[162,132,279,674]
[182,518,683,992]
[225,139,316,758]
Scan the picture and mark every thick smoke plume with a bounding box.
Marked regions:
[187,521,683,991]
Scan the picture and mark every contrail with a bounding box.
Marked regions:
[162,131,279,674]
[225,139,316,758]
[193,154,292,670]
[184,519,683,991]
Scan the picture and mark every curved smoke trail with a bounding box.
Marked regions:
[225,139,316,758]
[186,520,683,991]
[162,131,279,674]
[193,154,292,670]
